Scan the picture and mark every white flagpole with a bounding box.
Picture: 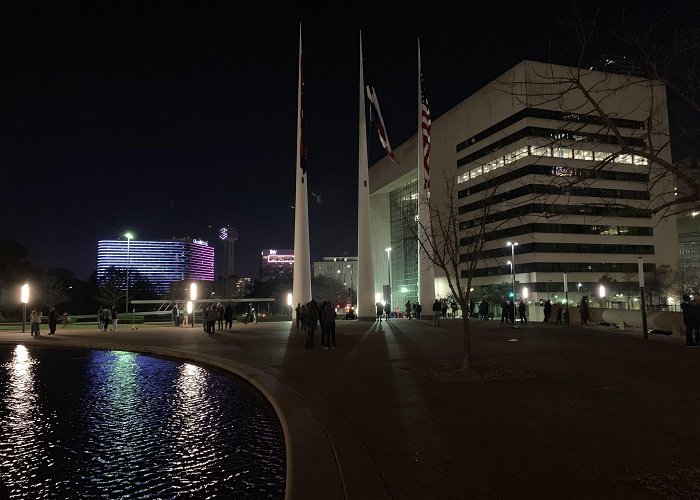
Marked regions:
[417,39,436,317]
[293,25,312,309]
[357,32,375,320]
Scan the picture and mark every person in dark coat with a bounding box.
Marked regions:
[48,306,58,335]
[376,302,384,322]
[224,304,234,330]
[305,300,319,348]
[500,300,510,324]
[543,299,552,322]
[518,300,527,325]
[384,302,391,321]
[322,302,337,349]
[681,295,698,346]
[580,296,589,325]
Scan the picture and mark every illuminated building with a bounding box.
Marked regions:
[260,249,294,281]
[219,226,238,278]
[314,257,358,289]
[97,238,214,294]
[369,60,679,307]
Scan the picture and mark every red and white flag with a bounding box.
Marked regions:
[420,72,431,190]
[366,84,399,164]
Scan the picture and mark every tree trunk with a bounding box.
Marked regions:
[460,302,472,371]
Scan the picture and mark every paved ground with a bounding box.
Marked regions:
[2,317,699,499]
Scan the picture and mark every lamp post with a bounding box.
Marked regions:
[385,247,392,307]
[21,284,29,333]
[190,283,197,328]
[506,241,518,300]
[124,232,133,315]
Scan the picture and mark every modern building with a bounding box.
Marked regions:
[313,256,358,289]
[97,238,214,295]
[678,212,700,294]
[218,226,238,278]
[369,60,680,308]
[260,249,294,281]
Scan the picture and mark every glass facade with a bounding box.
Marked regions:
[97,239,214,294]
[390,180,419,307]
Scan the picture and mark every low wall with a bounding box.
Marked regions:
[572,307,685,338]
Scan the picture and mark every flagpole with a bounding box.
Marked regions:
[357,32,375,320]
[293,24,312,309]
[417,39,436,318]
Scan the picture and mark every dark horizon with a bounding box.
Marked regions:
[3,2,697,280]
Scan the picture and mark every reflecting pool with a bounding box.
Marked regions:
[0,345,285,498]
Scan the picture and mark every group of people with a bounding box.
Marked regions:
[295,300,337,349]
[27,307,69,336]
[97,306,118,331]
[200,303,236,334]
[498,299,528,325]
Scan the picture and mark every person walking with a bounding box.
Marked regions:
[224,304,233,330]
[555,305,563,325]
[102,307,112,332]
[322,302,337,349]
[432,299,441,326]
[405,300,412,319]
[441,300,448,320]
[30,308,42,336]
[48,306,58,335]
[384,301,391,322]
[217,304,224,331]
[376,302,384,322]
[518,300,527,326]
[295,303,301,329]
[111,307,118,331]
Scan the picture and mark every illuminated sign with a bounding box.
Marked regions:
[267,255,294,263]
[193,238,208,246]
[219,227,228,240]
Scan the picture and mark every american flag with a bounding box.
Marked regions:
[366,84,399,164]
[300,54,308,175]
[420,72,431,190]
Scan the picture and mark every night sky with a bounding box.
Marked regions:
[2,1,696,279]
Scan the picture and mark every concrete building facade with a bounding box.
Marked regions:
[369,60,680,309]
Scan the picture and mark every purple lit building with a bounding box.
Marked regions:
[97,238,214,294]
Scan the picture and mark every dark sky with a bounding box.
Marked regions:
[2,1,696,279]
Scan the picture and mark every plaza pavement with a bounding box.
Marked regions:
[1,317,699,499]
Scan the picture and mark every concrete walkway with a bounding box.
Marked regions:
[2,318,699,499]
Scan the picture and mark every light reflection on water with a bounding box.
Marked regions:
[0,346,285,498]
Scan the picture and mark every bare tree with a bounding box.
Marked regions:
[41,275,72,309]
[400,170,518,371]
[499,7,699,218]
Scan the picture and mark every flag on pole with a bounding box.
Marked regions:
[300,54,308,175]
[420,71,431,190]
[366,84,399,164]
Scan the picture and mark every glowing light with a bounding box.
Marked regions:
[287,293,293,307]
[20,284,29,304]
[599,285,606,298]
[186,301,193,314]
[190,283,198,301]
[522,287,529,299]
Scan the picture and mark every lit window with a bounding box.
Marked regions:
[553,147,570,158]
[532,146,551,157]
[457,173,469,184]
[594,151,611,162]
[618,154,633,164]
[574,150,594,160]
[633,155,648,165]
[470,167,483,179]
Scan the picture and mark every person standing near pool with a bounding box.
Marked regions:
[30,308,42,336]
[48,306,58,335]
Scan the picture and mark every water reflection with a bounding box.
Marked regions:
[0,346,285,498]
[0,345,42,495]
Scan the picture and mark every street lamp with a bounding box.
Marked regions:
[599,284,606,308]
[190,283,197,328]
[507,241,518,300]
[287,292,293,320]
[124,232,134,315]
[385,247,392,307]
[20,284,29,333]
